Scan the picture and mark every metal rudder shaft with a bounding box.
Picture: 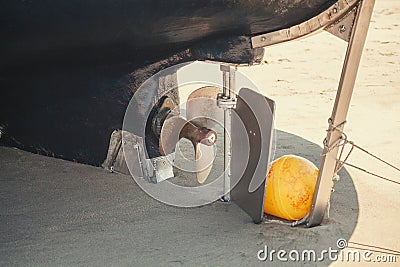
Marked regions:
[218,65,237,201]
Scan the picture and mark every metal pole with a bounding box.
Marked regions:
[219,65,236,202]
[307,0,375,227]
[223,107,231,201]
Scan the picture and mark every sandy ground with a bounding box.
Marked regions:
[241,0,400,264]
[1,0,399,266]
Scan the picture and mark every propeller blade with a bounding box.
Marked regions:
[186,86,223,128]
[195,142,215,184]
[186,86,223,183]
[159,116,187,156]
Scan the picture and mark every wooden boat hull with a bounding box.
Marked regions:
[0,0,337,164]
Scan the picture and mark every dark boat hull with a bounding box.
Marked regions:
[0,0,336,164]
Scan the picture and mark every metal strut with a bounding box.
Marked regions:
[218,65,237,202]
[306,0,376,227]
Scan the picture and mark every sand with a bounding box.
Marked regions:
[0,0,399,266]
[241,0,400,263]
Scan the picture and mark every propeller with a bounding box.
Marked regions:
[186,87,223,183]
[159,115,217,184]
[159,86,223,184]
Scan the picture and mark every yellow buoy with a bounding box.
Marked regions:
[264,155,319,221]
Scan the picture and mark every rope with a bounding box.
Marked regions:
[348,241,400,256]
[342,162,400,185]
[347,246,400,257]
[350,142,400,173]
[321,120,348,157]
[323,119,400,186]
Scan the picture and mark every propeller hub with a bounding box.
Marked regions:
[200,130,217,146]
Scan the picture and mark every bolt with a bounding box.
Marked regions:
[261,36,267,42]
[207,134,216,144]
[339,25,346,33]
[333,7,338,14]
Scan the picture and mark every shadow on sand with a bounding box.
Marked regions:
[0,130,358,266]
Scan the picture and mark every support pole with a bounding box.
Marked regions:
[219,65,236,202]
[307,0,375,227]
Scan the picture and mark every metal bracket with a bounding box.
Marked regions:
[217,64,237,109]
[102,130,123,171]
[217,94,236,110]
[251,0,362,48]
[102,130,174,183]
[325,7,357,42]
[149,155,175,183]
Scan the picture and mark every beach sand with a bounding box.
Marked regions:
[0,0,398,266]
[241,0,400,263]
